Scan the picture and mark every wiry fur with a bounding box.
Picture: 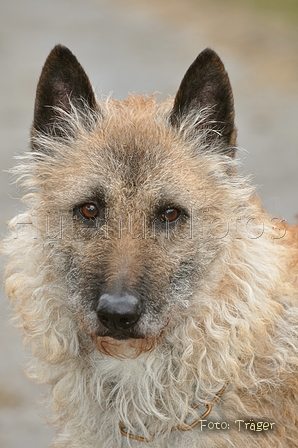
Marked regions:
[2,46,298,447]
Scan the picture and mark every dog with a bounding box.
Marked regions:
[3,45,298,447]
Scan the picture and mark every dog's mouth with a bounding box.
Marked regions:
[92,335,157,358]
[93,322,147,342]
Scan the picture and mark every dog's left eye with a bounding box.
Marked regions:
[80,203,99,220]
[161,207,180,223]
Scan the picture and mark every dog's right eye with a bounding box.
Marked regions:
[162,208,180,223]
[79,203,99,220]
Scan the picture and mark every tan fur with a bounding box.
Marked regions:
[2,46,298,447]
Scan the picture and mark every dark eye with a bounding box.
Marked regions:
[80,203,99,220]
[162,207,180,223]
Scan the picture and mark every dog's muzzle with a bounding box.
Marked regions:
[96,293,142,335]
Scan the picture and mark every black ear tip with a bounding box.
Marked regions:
[51,44,69,52]
[200,47,218,56]
[45,44,78,64]
[196,48,225,67]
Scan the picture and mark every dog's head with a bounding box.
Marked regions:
[29,45,241,356]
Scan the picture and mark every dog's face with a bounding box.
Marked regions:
[30,46,238,353]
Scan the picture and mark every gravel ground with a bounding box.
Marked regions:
[0,0,297,446]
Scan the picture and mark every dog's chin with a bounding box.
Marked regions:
[92,335,157,359]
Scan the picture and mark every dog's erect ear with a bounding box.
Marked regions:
[32,45,98,141]
[170,48,236,156]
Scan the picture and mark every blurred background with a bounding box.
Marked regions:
[0,0,297,446]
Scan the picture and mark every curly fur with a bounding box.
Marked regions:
[2,46,298,447]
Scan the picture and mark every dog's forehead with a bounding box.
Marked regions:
[73,134,202,205]
[76,96,203,192]
[37,95,216,207]
[97,96,174,160]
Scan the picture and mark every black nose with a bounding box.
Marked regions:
[96,293,141,332]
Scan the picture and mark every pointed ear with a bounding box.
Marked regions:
[32,45,98,141]
[170,48,236,156]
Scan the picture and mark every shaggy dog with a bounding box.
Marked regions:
[3,45,298,447]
